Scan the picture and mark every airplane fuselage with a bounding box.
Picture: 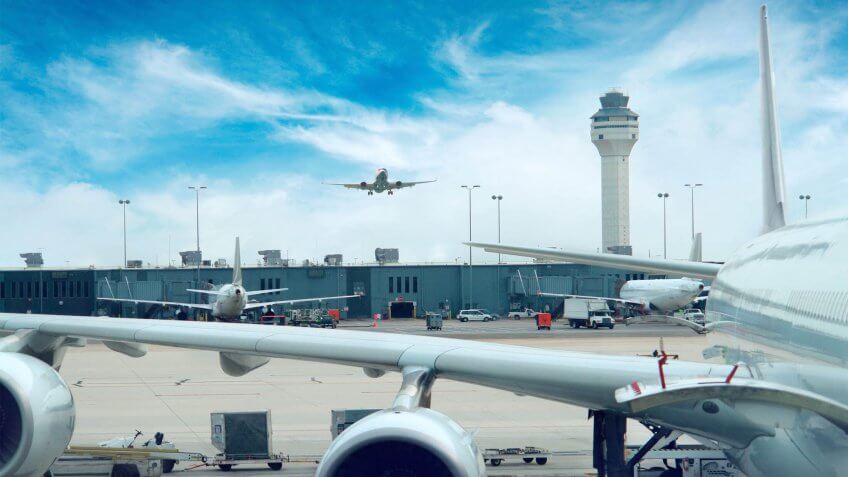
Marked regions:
[210,283,248,319]
[698,218,848,476]
[372,168,390,193]
[619,278,704,312]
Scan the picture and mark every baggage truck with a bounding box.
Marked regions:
[563,298,615,329]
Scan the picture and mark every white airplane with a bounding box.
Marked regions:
[532,237,707,314]
[99,237,361,320]
[2,7,848,477]
[324,168,436,195]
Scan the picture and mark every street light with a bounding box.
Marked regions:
[683,183,703,240]
[799,194,811,219]
[118,199,130,268]
[188,186,207,255]
[462,185,480,308]
[657,193,669,259]
[491,194,503,264]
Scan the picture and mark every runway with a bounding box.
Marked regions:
[60,320,708,476]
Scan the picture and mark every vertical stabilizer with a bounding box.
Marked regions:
[232,237,242,285]
[688,232,703,262]
[759,4,787,233]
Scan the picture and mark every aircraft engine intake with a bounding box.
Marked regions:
[317,407,485,477]
[395,180,403,187]
[0,352,75,477]
[360,181,368,189]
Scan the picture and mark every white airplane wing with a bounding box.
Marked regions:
[97,297,213,310]
[323,182,373,190]
[242,293,362,310]
[245,288,289,297]
[468,242,721,280]
[387,179,437,190]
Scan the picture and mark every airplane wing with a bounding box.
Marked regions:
[186,289,223,296]
[242,293,362,310]
[323,182,373,190]
[468,242,721,280]
[387,180,437,190]
[0,312,730,412]
[97,297,213,310]
[538,291,646,307]
[245,288,289,297]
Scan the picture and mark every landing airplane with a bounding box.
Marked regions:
[1,7,846,477]
[98,237,361,320]
[324,168,436,195]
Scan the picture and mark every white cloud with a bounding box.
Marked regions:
[2,2,848,267]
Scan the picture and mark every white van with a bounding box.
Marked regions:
[457,309,493,322]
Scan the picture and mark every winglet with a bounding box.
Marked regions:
[760,4,787,233]
[688,233,703,262]
[232,237,243,286]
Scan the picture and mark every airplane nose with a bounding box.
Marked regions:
[235,289,242,296]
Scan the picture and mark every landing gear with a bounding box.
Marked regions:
[591,410,627,477]
[388,190,394,195]
[367,191,373,195]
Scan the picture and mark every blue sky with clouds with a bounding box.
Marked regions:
[1,1,848,266]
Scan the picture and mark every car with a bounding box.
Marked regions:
[509,308,539,320]
[457,309,494,322]
[682,308,706,325]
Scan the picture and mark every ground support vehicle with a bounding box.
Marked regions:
[457,309,494,322]
[563,298,615,329]
[509,308,539,320]
[483,447,552,466]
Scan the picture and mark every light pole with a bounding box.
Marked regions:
[118,199,130,267]
[188,186,206,293]
[657,193,669,259]
[491,194,503,264]
[799,194,811,219]
[684,183,703,240]
[462,185,480,308]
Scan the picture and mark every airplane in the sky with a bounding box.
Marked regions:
[324,168,436,195]
[98,237,361,320]
[2,7,847,477]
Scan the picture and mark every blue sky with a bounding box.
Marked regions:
[2,1,848,266]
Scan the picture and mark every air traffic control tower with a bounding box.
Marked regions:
[591,89,638,255]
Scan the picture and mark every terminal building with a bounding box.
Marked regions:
[0,262,657,319]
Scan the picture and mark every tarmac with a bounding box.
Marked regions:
[59,319,707,476]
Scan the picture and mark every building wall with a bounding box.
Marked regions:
[0,264,645,318]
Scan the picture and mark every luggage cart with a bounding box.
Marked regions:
[483,447,551,466]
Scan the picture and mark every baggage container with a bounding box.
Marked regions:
[536,313,552,330]
[426,312,443,330]
[331,409,380,439]
[211,410,272,459]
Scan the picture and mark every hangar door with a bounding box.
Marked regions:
[389,301,415,319]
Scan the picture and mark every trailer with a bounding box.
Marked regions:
[211,410,284,471]
[482,447,551,466]
[51,447,205,477]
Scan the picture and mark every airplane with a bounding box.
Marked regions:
[324,168,436,195]
[531,236,707,314]
[98,237,362,320]
[1,6,847,477]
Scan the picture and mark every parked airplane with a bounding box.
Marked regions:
[532,236,707,314]
[324,168,436,195]
[98,237,361,320]
[1,7,846,477]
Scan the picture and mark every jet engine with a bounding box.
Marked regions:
[0,352,75,477]
[317,407,485,477]
[360,181,368,189]
[395,181,403,187]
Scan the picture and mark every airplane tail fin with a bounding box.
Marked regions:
[232,237,242,286]
[759,4,787,233]
[688,233,703,262]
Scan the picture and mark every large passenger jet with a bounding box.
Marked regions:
[324,168,436,195]
[2,7,847,477]
[99,237,361,320]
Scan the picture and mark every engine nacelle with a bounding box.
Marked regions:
[360,181,368,189]
[0,352,75,477]
[395,181,403,187]
[317,408,485,477]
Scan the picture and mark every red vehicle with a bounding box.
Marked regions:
[536,313,552,330]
